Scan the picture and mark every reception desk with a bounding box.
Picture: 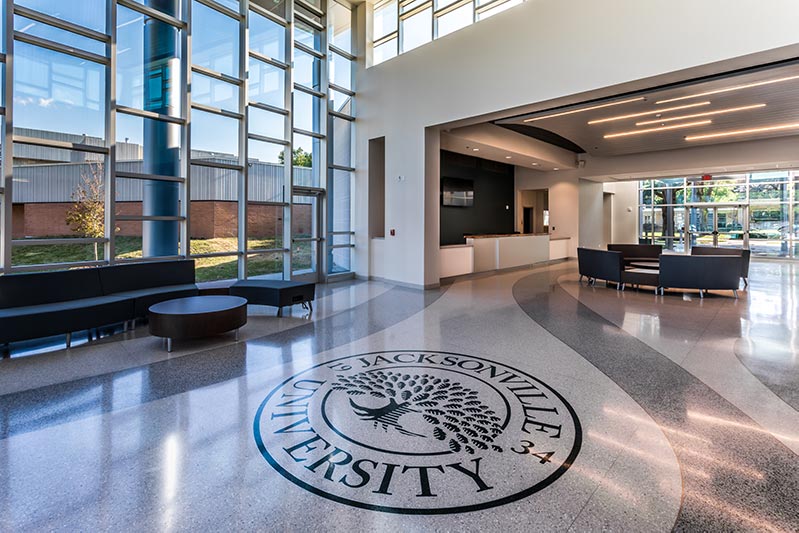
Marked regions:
[466,233,550,271]
[440,234,571,279]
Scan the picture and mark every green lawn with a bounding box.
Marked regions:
[11,235,312,283]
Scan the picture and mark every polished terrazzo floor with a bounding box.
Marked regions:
[1,260,797,531]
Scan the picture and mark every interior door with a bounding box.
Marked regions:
[291,193,322,282]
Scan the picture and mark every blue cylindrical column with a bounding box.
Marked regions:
[142,0,181,257]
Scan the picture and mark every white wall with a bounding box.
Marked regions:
[578,180,605,250]
[603,181,639,244]
[353,0,799,287]
[515,169,579,257]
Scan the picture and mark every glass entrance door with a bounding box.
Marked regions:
[715,206,746,249]
[686,204,748,250]
[291,193,322,281]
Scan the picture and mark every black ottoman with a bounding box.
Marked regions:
[230,280,316,316]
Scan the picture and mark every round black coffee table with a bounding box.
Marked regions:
[628,260,660,270]
[149,296,247,352]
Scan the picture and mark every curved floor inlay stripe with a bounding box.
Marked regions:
[512,268,799,532]
[735,338,799,412]
[0,284,446,439]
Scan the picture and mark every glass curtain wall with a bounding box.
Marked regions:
[0,0,356,282]
[327,0,354,273]
[371,0,522,65]
[638,171,798,258]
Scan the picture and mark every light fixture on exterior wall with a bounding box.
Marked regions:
[522,97,646,123]
[635,103,766,126]
[604,120,711,139]
[656,75,799,104]
[685,122,799,141]
[588,102,711,125]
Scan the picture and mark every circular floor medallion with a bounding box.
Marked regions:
[254,351,582,514]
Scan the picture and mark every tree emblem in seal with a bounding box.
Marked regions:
[254,351,582,514]
[333,371,505,453]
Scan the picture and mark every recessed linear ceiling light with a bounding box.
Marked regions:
[604,120,711,139]
[635,103,766,126]
[522,97,645,123]
[553,168,559,171]
[685,122,799,141]
[656,75,799,105]
[473,148,479,151]
[506,156,512,159]
[532,162,539,166]
[588,102,711,125]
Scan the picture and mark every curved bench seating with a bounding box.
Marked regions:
[578,247,742,297]
[0,260,198,348]
[690,246,750,286]
[659,254,742,298]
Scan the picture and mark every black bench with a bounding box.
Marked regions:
[691,246,750,286]
[659,254,742,298]
[229,279,315,316]
[0,260,198,350]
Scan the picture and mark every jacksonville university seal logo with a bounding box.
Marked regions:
[254,351,582,514]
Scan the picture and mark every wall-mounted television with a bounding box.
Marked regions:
[441,177,474,207]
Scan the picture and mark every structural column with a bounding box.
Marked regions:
[142,0,182,257]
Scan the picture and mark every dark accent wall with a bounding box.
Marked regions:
[440,150,515,245]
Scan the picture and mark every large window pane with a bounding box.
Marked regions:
[295,18,322,52]
[374,0,398,38]
[247,251,284,279]
[329,2,352,53]
[117,5,183,114]
[12,151,107,266]
[15,42,106,141]
[191,110,239,160]
[294,91,322,133]
[331,117,351,167]
[687,184,746,203]
[250,11,286,61]
[437,3,472,38]
[248,142,286,204]
[249,107,284,139]
[15,16,105,56]
[329,52,352,90]
[292,133,320,188]
[192,0,240,78]
[189,166,239,258]
[477,0,521,20]
[210,0,239,12]
[374,37,398,65]
[294,47,321,90]
[116,113,184,177]
[251,0,287,19]
[328,169,352,273]
[400,8,432,52]
[247,202,284,250]
[192,73,239,112]
[750,204,790,257]
[249,58,285,108]
[749,182,791,202]
[330,88,352,116]
[248,138,286,169]
[16,0,107,32]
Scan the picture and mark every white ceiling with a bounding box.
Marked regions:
[496,62,799,157]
